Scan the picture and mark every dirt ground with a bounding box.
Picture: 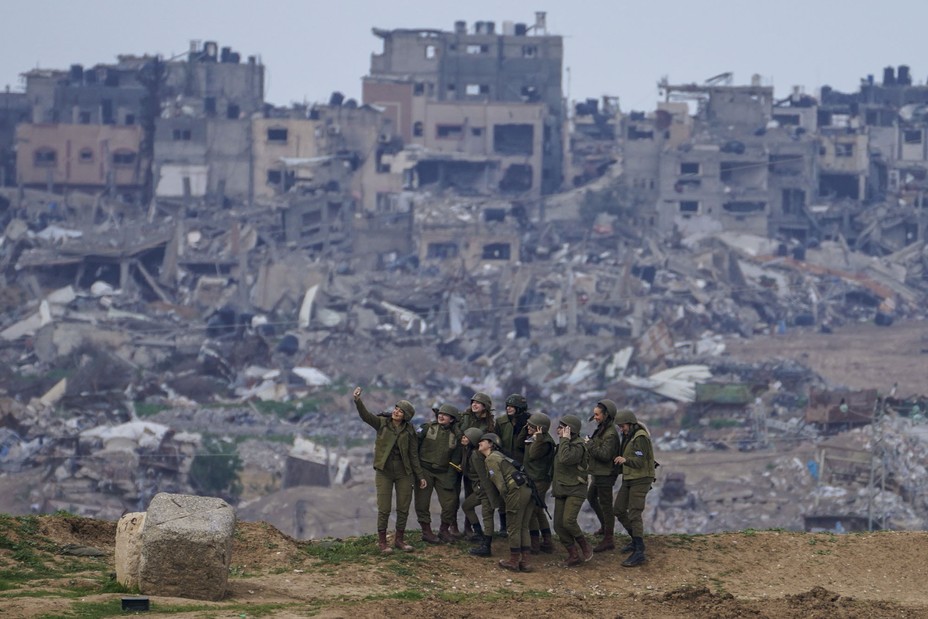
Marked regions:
[3,516,928,618]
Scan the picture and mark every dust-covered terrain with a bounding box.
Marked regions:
[2,515,928,618]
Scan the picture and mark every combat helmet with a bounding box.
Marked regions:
[479,432,502,449]
[395,400,416,421]
[463,427,484,445]
[432,403,460,420]
[559,414,582,435]
[505,393,528,411]
[590,398,618,422]
[471,392,493,409]
[614,409,638,425]
[528,412,551,431]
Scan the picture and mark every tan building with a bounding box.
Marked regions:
[15,123,142,190]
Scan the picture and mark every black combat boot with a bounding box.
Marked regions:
[620,536,635,553]
[621,536,646,567]
[469,522,485,542]
[469,535,492,557]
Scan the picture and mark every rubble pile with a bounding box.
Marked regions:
[1,184,927,526]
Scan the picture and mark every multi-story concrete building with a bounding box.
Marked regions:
[20,41,264,201]
[362,13,564,201]
[15,123,142,191]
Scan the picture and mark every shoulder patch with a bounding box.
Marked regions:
[634,450,643,456]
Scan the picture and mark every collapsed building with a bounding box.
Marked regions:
[0,22,928,535]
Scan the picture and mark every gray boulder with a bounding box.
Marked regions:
[137,493,235,600]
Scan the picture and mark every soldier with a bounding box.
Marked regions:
[493,393,530,535]
[523,412,556,554]
[352,386,427,553]
[612,409,656,567]
[460,427,498,557]
[458,392,495,536]
[478,433,534,572]
[496,393,530,462]
[552,414,592,566]
[415,403,463,544]
[585,399,621,552]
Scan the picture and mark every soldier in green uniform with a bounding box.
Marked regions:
[496,394,530,462]
[612,409,655,567]
[585,398,621,552]
[353,386,427,553]
[478,433,534,572]
[415,403,463,543]
[523,412,556,554]
[457,392,495,536]
[493,393,530,535]
[460,427,498,556]
[552,414,592,566]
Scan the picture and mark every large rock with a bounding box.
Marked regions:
[114,511,146,589]
[137,493,235,601]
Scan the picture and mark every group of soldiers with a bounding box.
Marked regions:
[352,386,656,572]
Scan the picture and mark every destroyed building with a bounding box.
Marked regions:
[362,12,563,199]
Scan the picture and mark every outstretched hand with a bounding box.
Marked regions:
[353,387,362,402]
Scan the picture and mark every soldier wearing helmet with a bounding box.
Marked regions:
[552,414,593,566]
[523,412,556,554]
[612,409,655,567]
[497,393,530,461]
[458,392,496,537]
[414,403,463,544]
[460,427,498,557]
[493,393,531,537]
[585,398,621,553]
[478,433,534,573]
[353,386,427,554]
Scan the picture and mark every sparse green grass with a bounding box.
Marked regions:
[133,401,171,417]
[301,535,380,564]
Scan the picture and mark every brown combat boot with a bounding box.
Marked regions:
[377,530,392,554]
[463,519,474,537]
[593,532,615,552]
[498,548,521,571]
[539,529,555,554]
[394,529,413,552]
[519,547,534,572]
[438,522,454,543]
[529,532,541,555]
[577,535,594,562]
[593,525,604,536]
[449,521,464,540]
[419,522,440,544]
[560,544,582,567]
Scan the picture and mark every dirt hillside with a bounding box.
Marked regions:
[2,515,928,618]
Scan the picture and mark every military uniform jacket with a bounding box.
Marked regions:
[463,447,499,509]
[483,450,524,507]
[355,400,424,479]
[417,421,462,490]
[459,411,493,435]
[619,425,655,484]
[587,421,621,477]
[495,412,529,462]
[523,432,555,483]
[551,436,589,499]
